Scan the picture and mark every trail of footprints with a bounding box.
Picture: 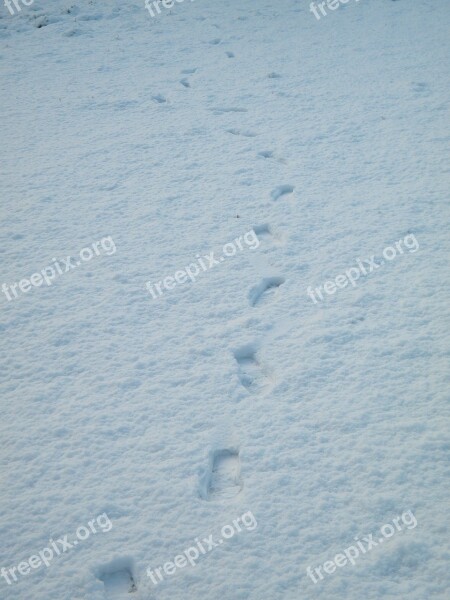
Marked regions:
[96,32,293,600]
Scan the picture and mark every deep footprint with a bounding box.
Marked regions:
[249,276,285,307]
[253,223,273,240]
[100,560,137,598]
[208,450,242,500]
[234,346,273,395]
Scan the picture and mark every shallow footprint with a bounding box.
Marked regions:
[253,223,277,244]
[258,150,274,159]
[271,185,294,200]
[213,107,248,114]
[234,346,273,395]
[249,276,285,307]
[258,150,287,164]
[152,94,167,104]
[226,128,257,138]
[208,450,242,501]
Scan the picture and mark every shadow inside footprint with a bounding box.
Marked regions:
[252,223,273,242]
[249,276,285,307]
[226,128,257,138]
[152,94,167,104]
[99,558,137,598]
[258,150,274,158]
[208,450,242,501]
[271,185,294,200]
[233,346,273,395]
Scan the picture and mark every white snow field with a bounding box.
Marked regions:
[0,0,449,599]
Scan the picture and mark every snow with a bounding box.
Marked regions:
[0,0,449,599]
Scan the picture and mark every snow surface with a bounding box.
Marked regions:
[0,0,449,599]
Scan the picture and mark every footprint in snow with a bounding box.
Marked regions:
[258,150,288,165]
[226,51,235,58]
[252,223,283,245]
[249,276,285,307]
[234,346,273,395]
[202,449,242,501]
[226,128,257,138]
[411,81,428,92]
[152,94,167,104]
[212,107,248,115]
[271,185,294,200]
[180,78,190,88]
[99,559,138,598]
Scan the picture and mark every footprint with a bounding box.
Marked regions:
[181,68,197,74]
[258,150,288,164]
[180,78,190,88]
[271,185,294,200]
[249,276,285,307]
[33,15,50,28]
[253,223,274,242]
[267,72,282,79]
[151,94,167,104]
[212,107,248,114]
[99,558,137,598]
[253,223,284,245]
[206,450,242,501]
[225,51,235,58]
[411,81,430,95]
[234,346,273,395]
[209,38,221,45]
[226,128,257,138]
